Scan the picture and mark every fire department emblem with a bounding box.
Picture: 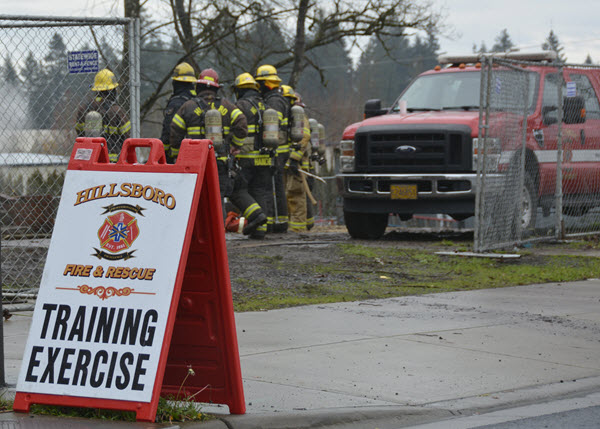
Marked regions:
[94,210,140,260]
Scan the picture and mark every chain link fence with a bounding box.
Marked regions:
[0,15,140,307]
[475,56,600,252]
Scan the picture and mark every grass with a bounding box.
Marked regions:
[26,368,209,423]
[565,235,600,249]
[29,397,207,423]
[232,242,600,312]
[30,404,136,421]
[154,396,208,423]
[0,394,12,412]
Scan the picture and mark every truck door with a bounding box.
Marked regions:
[539,71,594,199]
[566,72,600,196]
[539,72,563,195]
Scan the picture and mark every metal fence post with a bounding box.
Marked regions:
[130,17,141,139]
[516,74,531,243]
[475,55,493,252]
[556,64,564,240]
[474,56,488,252]
[0,227,5,388]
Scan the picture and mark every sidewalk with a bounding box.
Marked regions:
[3,279,600,428]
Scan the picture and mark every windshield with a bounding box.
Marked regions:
[391,71,539,113]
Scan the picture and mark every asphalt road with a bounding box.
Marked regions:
[406,391,600,429]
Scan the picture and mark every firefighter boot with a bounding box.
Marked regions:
[225,211,246,233]
[243,212,267,236]
[250,222,267,240]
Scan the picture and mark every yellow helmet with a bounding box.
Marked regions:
[172,62,196,82]
[91,69,119,91]
[281,85,296,99]
[234,72,259,90]
[255,64,282,83]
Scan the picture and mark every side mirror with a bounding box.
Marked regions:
[364,99,387,119]
[563,96,586,124]
[542,105,558,126]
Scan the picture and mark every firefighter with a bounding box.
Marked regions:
[170,68,247,220]
[281,86,312,232]
[227,72,270,238]
[160,62,197,162]
[254,64,290,233]
[76,68,131,162]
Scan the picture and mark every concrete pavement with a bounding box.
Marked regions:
[2,279,600,428]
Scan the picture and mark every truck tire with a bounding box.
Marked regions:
[344,211,388,239]
[516,173,538,233]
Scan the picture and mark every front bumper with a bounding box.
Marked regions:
[336,173,497,215]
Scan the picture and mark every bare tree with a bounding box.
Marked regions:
[287,0,442,83]
[139,0,443,119]
[289,0,309,87]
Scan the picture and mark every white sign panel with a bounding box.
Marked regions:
[566,81,577,97]
[17,170,197,402]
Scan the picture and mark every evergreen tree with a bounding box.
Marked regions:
[42,33,69,129]
[45,33,67,65]
[98,37,121,72]
[2,56,19,84]
[491,29,514,52]
[355,30,439,107]
[2,54,27,132]
[542,30,567,62]
[234,15,289,79]
[140,33,179,103]
[22,51,46,129]
[472,41,488,54]
[355,34,409,107]
[296,24,355,143]
[584,54,593,65]
[140,35,181,136]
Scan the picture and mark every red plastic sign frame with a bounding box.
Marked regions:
[13,137,245,421]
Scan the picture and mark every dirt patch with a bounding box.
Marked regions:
[226,226,600,311]
[4,225,599,312]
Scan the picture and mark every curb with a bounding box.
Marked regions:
[419,374,600,415]
[189,376,600,428]
[185,407,454,428]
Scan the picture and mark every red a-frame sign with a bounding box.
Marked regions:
[13,138,245,421]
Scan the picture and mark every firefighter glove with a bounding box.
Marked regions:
[287,159,300,176]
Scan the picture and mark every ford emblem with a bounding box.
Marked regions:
[395,145,417,154]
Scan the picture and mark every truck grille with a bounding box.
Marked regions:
[354,124,473,173]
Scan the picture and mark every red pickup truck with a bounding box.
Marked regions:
[336,52,599,239]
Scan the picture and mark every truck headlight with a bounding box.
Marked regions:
[340,140,355,172]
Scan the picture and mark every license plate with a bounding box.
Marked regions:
[390,184,417,200]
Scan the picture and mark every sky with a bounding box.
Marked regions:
[4,0,600,64]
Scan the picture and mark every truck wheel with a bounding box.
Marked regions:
[344,211,388,239]
[518,174,538,233]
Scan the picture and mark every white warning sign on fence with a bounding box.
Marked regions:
[17,169,197,402]
[566,81,577,98]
